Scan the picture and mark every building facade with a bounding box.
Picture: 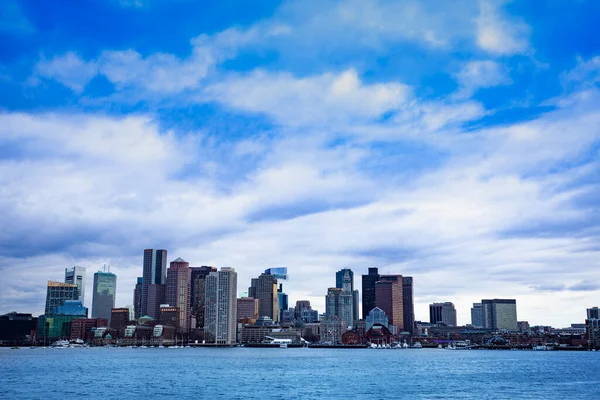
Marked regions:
[141,249,168,318]
[205,268,238,344]
[92,271,117,321]
[45,281,78,315]
[325,287,353,329]
[429,302,457,326]
[402,276,415,334]
[166,257,191,333]
[375,275,403,331]
[587,307,600,320]
[237,297,259,321]
[481,299,518,330]
[65,266,86,305]
[190,266,217,330]
[336,268,359,322]
[471,303,483,327]
[133,277,143,320]
[362,268,380,319]
[248,273,279,322]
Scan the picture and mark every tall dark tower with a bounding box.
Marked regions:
[141,249,167,318]
[361,268,380,319]
[403,277,415,334]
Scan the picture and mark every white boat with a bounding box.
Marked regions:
[532,345,550,351]
[265,336,292,348]
[412,342,423,349]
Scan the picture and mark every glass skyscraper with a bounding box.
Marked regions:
[65,266,86,305]
[141,249,167,317]
[92,271,117,320]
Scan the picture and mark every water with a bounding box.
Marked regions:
[1,347,599,399]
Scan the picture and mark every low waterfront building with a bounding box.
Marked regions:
[320,315,345,344]
[70,318,108,341]
[302,323,321,343]
[342,330,362,345]
[0,313,37,345]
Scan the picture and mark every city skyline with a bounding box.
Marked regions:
[1,1,599,329]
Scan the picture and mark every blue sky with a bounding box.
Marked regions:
[1,0,599,326]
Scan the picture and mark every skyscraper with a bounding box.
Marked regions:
[429,302,457,326]
[481,299,517,330]
[248,273,279,321]
[65,266,86,305]
[336,268,359,322]
[471,303,483,327]
[265,268,288,321]
[362,268,380,319]
[375,275,403,331]
[402,277,415,334]
[588,307,600,320]
[166,257,191,333]
[237,297,259,321]
[141,249,167,317]
[190,266,217,330]
[325,287,353,328]
[133,277,143,319]
[45,281,78,315]
[92,271,117,321]
[205,267,237,344]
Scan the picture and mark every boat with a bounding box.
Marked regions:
[412,342,423,349]
[264,336,292,348]
[532,345,550,351]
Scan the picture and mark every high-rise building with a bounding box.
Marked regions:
[248,273,279,322]
[147,284,165,319]
[91,271,117,321]
[336,268,359,322]
[278,284,288,321]
[205,267,237,344]
[481,299,517,330]
[588,307,600,320]
[141,249,167,317]
[295,300,311,319]
[402,277,414,334]
[237,297,259,321]
[133,277,143,319]
[325,287,353,329]
[471,303,483,327]
[429,302,457,326]
[166,257,191,333]
[362,268,380,319]
[45,281,78,315]
[190,266,217,330]
[65,266,86,305]
[375,275,403,331]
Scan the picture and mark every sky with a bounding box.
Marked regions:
[0,0,599,327]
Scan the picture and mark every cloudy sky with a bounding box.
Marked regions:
[1,0,599,327]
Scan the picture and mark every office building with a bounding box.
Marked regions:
[336,268,359,322]
[325,287,353,329]
[52,300,88,317]
[471,303,483,327]
[362,268,380,319]
[92,271,117,321]
[166,257,191,332]
[402,277,415,334]
[587,318,600,350]
[158,306,179,329]
[133,277,143,319]
[110,308,130,335]
[375,275,403,331]
[65,266,86,305]
[295,300,311,319]
[320,315,345,344]
[0,313,37,345]
[205,267,237,344]
[429,302,457,326]
[147,284,166,319]
[237,297,259,321]
[45,281,78,315]
[248,273,279,322]
[588,307,600,320]
[481,299,518,330]
[301,308,319,323]
[141,249,168,317]
[190,266,217,330]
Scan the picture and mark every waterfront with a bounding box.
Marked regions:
[1,348,599,399]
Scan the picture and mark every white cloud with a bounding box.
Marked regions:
[204,69,411,127]
[1,84,599,326]
[476,0,530,55]
[455,60,512,96]
[562,55,600,90]
[34,52,98,93]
